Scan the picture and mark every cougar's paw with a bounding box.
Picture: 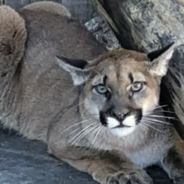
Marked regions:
[106,170,153,184]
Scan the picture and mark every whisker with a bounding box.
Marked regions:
[92,126,102,146]
[148,121,171,127]
[69,122,94,144]
[158,110,176,114]
[70,129,91,146]
[143,117,172,125]
[154,105,168,109]
[72,124,99,145]
[60,119,92,135]
[146,105,167,112]
[141,123,149,131]
[68,127,81,137]
[68,120,94,137]
[145,105,168,114]
[147,114,178,121]
[142,122,162,132]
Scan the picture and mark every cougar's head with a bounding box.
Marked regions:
[56,43,175,137]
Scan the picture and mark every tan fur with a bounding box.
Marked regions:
[22,1,71,18]
[0,5,26,62]
[0,3,184,184]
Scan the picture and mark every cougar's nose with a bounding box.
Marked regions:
[116,112,130,122]
[109,108,130,122]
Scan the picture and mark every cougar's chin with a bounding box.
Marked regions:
[110,126,136,137]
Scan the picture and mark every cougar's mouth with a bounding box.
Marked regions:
[99,109,142,137]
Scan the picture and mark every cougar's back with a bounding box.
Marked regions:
[4,5,106,141]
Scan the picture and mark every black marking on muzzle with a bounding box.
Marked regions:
[100,111,107,127]
[100,107,142,128]
[136,109,142,123]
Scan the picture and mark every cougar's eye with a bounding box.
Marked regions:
[95,84,108,94]
[131,82,143,92]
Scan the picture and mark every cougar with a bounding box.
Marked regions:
[0,2,184,184]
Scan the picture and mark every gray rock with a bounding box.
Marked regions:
[85,16,121,50]
[0,128,173,184]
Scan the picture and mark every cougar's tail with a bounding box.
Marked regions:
[0,5,27,71]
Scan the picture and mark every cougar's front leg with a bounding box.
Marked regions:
[160,133,184,184]
[48,145,153,184]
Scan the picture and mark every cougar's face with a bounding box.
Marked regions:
[57,44,174,137]
[83,57,159,137]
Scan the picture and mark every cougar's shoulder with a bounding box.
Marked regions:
[1,3,105,141]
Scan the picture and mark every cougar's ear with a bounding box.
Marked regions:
[148,42,175,78]
[147,42,174,61]
[56,56,92,85]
